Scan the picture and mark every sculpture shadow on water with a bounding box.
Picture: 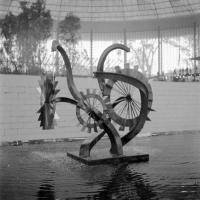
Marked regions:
[89,164,158,200]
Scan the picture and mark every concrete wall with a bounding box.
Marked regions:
[0,74,199,143]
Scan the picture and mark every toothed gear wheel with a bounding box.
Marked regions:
[76,89,107,133]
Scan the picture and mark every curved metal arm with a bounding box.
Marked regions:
[96,43,130,92]
[54,97,77,106]
[52,41,82,101]
[56,46,82,101]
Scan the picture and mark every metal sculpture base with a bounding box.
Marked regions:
[67,147,149,166]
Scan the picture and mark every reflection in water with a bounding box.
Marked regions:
[37,180,55,200]
[88,164,158,200]
[2,133,200,199]
[35,164,157,199]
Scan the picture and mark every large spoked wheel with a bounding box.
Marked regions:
[109,80,141,127]
[105,78,146,131]
[76,92,106,132]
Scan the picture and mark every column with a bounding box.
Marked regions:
[193,22,197,73]
[157,26,162,75]
[123,29,127,68]
[90,29,93,76]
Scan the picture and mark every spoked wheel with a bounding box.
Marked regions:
[104,75,146,131]
[108,80,142,130]
[76,90,106,133]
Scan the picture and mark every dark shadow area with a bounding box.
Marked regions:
[77,164,158,200]
[37,180,55,200]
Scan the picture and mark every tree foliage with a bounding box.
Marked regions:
[0,0,53,74]
[129,39,158,77]
[57,13,81,72]
[59,13,81,44]
[163,37,192,69]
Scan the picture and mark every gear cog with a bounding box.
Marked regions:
[76,89,107,133]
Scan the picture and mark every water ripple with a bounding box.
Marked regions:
[1,133,200,199]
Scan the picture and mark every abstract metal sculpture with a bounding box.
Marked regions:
[38,40,154,165]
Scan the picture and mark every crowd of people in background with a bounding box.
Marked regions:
[154,67,200,82]
[171,67,200,82]
[115,64,200,82]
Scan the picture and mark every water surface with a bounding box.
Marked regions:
[1,132,200,199]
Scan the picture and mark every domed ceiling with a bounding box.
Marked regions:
[0,0,200,32]
[1,0,200,21]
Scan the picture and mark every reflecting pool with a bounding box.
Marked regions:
[1,132,200,199]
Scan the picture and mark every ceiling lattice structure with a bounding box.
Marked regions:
[0,0,200,22]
